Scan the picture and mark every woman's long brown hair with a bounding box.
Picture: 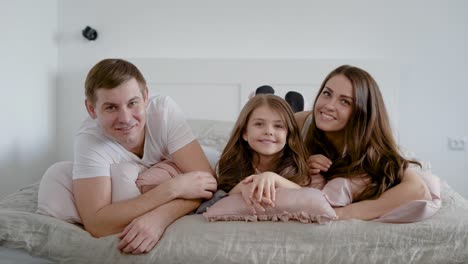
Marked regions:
[304,65,420,201]
[218,94,310,192]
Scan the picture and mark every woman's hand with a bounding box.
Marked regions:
[307,154,332,175]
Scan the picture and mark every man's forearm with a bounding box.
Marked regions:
[148,198,201,227]
[77,179,181,237]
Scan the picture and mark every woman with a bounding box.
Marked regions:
[295,65,430,220]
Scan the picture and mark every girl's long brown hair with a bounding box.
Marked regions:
[218,94,310,192]
[304,65,420,201]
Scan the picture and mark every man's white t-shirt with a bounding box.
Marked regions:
[73,95,195,179]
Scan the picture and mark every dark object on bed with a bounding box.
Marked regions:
[285,91,304,113]
[255,85,275,95]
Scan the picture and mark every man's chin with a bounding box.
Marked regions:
[109,134,134,145]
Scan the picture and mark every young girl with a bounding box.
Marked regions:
[295,65,431,220]
[217,94,310,213]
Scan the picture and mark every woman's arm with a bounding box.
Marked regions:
[335,168,430,220]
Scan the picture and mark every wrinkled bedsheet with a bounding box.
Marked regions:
[1,182,468,264]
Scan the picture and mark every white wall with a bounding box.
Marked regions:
[55,0,468,197]
[0,1,461,198]
[0,1,58,198]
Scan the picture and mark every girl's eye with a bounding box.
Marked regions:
[275,124,285,129]
[254,122,263,127]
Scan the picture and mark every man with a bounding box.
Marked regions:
[73,59,217,254]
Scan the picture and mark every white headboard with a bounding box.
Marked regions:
[129,58,399,123]
[56,58,399,160]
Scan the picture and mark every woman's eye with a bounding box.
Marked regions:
[322,91,331,96]
[275,124,285,129]
[341,99,351,105]
[254,122,263,127]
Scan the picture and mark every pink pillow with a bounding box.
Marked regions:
[320,170,441,223]
[322,176,369,207]
[136,160,181,193]
[203,188,337,224]
[373,170,441,223]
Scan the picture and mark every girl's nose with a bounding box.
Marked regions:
[264,126,273,135]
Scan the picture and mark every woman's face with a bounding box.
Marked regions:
[314,74,354,136]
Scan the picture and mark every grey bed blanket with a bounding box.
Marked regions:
[1,182,468,264]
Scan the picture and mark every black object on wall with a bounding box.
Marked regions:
[82,26,98,41]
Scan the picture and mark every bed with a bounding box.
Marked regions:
[1,119,468,264]
[3,59,468,263]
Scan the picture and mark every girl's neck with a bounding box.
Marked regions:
[253,155,276,173]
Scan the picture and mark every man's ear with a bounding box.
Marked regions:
[143,87,149,104]
[85,99,97,119]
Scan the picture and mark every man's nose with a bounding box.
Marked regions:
[117,108,131,123]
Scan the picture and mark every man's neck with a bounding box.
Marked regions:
[124,131,146,158]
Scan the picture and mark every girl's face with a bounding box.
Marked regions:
[314,74,354,137]
[243,105,288,159]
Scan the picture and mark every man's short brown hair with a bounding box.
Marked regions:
[85,59,147,105]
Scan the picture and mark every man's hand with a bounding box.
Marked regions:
[117,209,168,254]
[172,171,217,200]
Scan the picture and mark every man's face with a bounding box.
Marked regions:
[86,78,148,154]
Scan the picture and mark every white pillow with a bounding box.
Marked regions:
[37,161,81,223]
[188,119,234,152]
[201,145,221,170]
[37,161,142,224]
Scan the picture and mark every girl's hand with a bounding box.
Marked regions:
[242,172,278,207]
[307,154,332,175]
[237,183,269,214]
